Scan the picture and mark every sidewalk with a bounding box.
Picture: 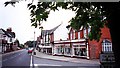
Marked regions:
[34,49,100,65]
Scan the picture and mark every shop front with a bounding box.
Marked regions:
[64,44,72,56]
[54,44,64,55]
[74,46,87,57]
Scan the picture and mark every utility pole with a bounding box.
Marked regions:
[31,30,36,68]
[33,31,36,55]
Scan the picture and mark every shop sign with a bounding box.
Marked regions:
[100,53,115,63]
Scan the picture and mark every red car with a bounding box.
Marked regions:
[28,48,34,53]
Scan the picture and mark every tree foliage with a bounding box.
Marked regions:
[4,1,119,41]
[14,39,20,47]
[27,2,107,41]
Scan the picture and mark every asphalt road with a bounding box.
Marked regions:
[1,49,100,68]
[33,56,100,68]
[2,49,31,68]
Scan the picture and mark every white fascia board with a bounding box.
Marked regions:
[71,39,86,42]
[72,42,86,45]
[54,39,86,44]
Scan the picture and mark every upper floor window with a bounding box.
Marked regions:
[84,29,87,38]
[70,32,72,40]
[102,39,112,52]
[10,38,12,42]
[78,31,80,39]
[73,30,75,39]
[88,27,91,34]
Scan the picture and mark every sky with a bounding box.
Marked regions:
[0,0,75,44]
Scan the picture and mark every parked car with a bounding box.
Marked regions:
[28,48,34,54]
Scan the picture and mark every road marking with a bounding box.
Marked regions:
[30,56,33,67]
[34,64,62,66]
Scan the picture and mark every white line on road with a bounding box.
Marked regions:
[30,55,33,67]
[34,64,62,66]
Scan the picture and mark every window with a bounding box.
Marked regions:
[73,30,75,39]
[10,38,12,42]
[88,28,91,34]
[70,32,72,40]
[78,31,80,39]
[102,39,112,52]
[84,29,87,38]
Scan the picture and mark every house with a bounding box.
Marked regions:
[53,25,112,59]
[0,28,16,53]
[6,27,16,51]
[53,26,89,59]
[89,26,112,59]
[0,28,8,53]
[37,24,61,54]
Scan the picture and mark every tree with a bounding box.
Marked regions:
[14,39,20,47]
[25,41,33,47]
[19,44,25,49]
[4,1,120,67]
[27,3,120,67]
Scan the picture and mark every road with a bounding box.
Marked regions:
[33,56,100,68]
[1,49,100,68]
[2,49,31,68]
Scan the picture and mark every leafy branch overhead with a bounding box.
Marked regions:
[27,2,107,41]
[4,1,109,41]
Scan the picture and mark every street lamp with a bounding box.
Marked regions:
[33,31,36,55]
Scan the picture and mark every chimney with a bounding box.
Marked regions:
[6,27,12,32]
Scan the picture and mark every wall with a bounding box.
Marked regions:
[89,26,112,59]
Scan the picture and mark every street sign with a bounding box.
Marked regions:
[100,53,115,63]
[100,53,115,68]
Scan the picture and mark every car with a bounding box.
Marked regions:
[28,48,34,54]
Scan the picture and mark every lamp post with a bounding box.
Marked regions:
[31,30,36,68]
[33,31,36,55]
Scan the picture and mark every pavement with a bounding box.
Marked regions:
[34,49,100,65]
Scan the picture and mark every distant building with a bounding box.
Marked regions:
[6,27,16,51]
[37,24,61,54]
[0,27,16,53]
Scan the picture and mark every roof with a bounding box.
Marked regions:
[6,31,15,38]
[41,23,62,36]
[102,39,111,43]
[0,28,11,37]
[0,28,15,38]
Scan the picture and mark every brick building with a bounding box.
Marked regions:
[36,22,112,59]
[53,25,112,59]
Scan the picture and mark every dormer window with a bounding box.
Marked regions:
[102,39,112,53]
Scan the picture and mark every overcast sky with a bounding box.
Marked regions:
[0,0,75,44]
